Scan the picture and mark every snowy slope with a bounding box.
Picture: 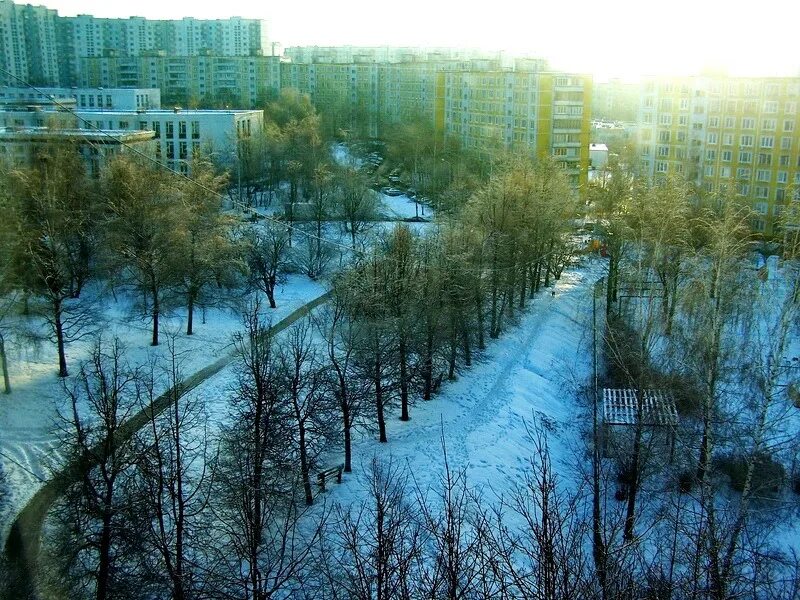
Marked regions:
[321,260,604,508]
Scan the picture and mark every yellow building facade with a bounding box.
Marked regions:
[639,76,800,235]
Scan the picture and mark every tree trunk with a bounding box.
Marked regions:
[342,395,352,473]
[399,333,410,421]
[151,284,160,346]
[54,297,68,377]
[264,275,278,308]
[298,418,313,505]
[375,349,387,443]
[1,334,11,394]
[186,290,195,335]
[96,487,114,600]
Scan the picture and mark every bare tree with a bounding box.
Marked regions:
[279,318,336,506]
[246,223,291,309]
[55,338,141,600]
[132,337,215,600]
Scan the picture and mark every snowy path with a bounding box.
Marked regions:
[0,276,328,545]
[327,260,604,507]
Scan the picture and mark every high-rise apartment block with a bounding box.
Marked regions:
[639,76,800,234]
[0,0,272,86]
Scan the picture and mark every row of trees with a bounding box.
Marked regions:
[19,154,583,599]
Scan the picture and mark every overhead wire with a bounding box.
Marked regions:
[0,67,585,275]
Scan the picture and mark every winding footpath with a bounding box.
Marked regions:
[3,291,332,598]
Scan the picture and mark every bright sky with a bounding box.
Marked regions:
[38,0,800,81]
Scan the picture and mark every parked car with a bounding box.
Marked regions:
[381,187,404,196]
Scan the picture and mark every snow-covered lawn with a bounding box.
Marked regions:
[0,275,328,544]
[320,260,602,508]
[378,192,434,221]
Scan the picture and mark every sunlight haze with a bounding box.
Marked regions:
[36,0,800,80]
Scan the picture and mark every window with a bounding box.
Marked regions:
[776,189,785,202]
[780,155,790,166]
[153,121,160,138]
[106,95,112,108]
[677,131,686,142]
[738,151,752,163]
[167,142,174,159]
[758,153,772,166]
[678,115,689,126]
[722,133,733,145]
[720,166,731,178]
[659,114,672,125]
[166,121,174,137]
[742,117,755,129]
[179,122,186,139]
[737,167,751,179]
[139,121,148,131]
[740,135,754,147]
[192,141,200,157]
[738,183,750,196]
[754,201,769,213]
[760,136,774,148]
[118,121,129,129]
[658,130,670,143]
[706,149,716,160]
[755,187,769,199]
[762,119,776,130]
[88,95,95,107]
[658,146,670,157]
[708,116,720,127]
[777,171,788,183]
[764,101,778,113]
[680,98,689,110]
[784,120,794,132]
[756,169,770,182]
[722,150,732,162]
[781,137,792,150]
[191,121,199,139]
[707,132,718,144]
[704,165,715,176]
[787,101,797,114]
[656,161,668,173]
[179,141,187,159]
[724,116,735,128]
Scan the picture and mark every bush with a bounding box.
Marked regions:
[715,452,785,496]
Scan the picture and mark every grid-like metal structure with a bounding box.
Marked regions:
[603,388,678,427]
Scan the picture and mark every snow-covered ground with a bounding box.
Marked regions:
[0,275,328,544]
[378,192,434,221]
[316,260,602,508]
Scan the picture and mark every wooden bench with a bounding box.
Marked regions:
[316,464,344,492]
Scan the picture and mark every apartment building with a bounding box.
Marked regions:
[0,0,59,85]
[80,54,282,108]
[1,1,273,86]
[639,76,800,235]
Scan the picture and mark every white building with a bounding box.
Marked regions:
[589,142,609,170]
[75,107,262,172]
[0,86,161,110]
[0,126,156,176]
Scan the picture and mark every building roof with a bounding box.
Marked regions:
[590,143,609,152]
[603,388,678,427]
[75,109,262,116]
[0,127,155,144]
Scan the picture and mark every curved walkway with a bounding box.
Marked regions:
[3,291,332,599]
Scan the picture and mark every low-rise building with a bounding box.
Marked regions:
[0,126,156,176]
[74,107,262,172]
[0,85,161,109]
